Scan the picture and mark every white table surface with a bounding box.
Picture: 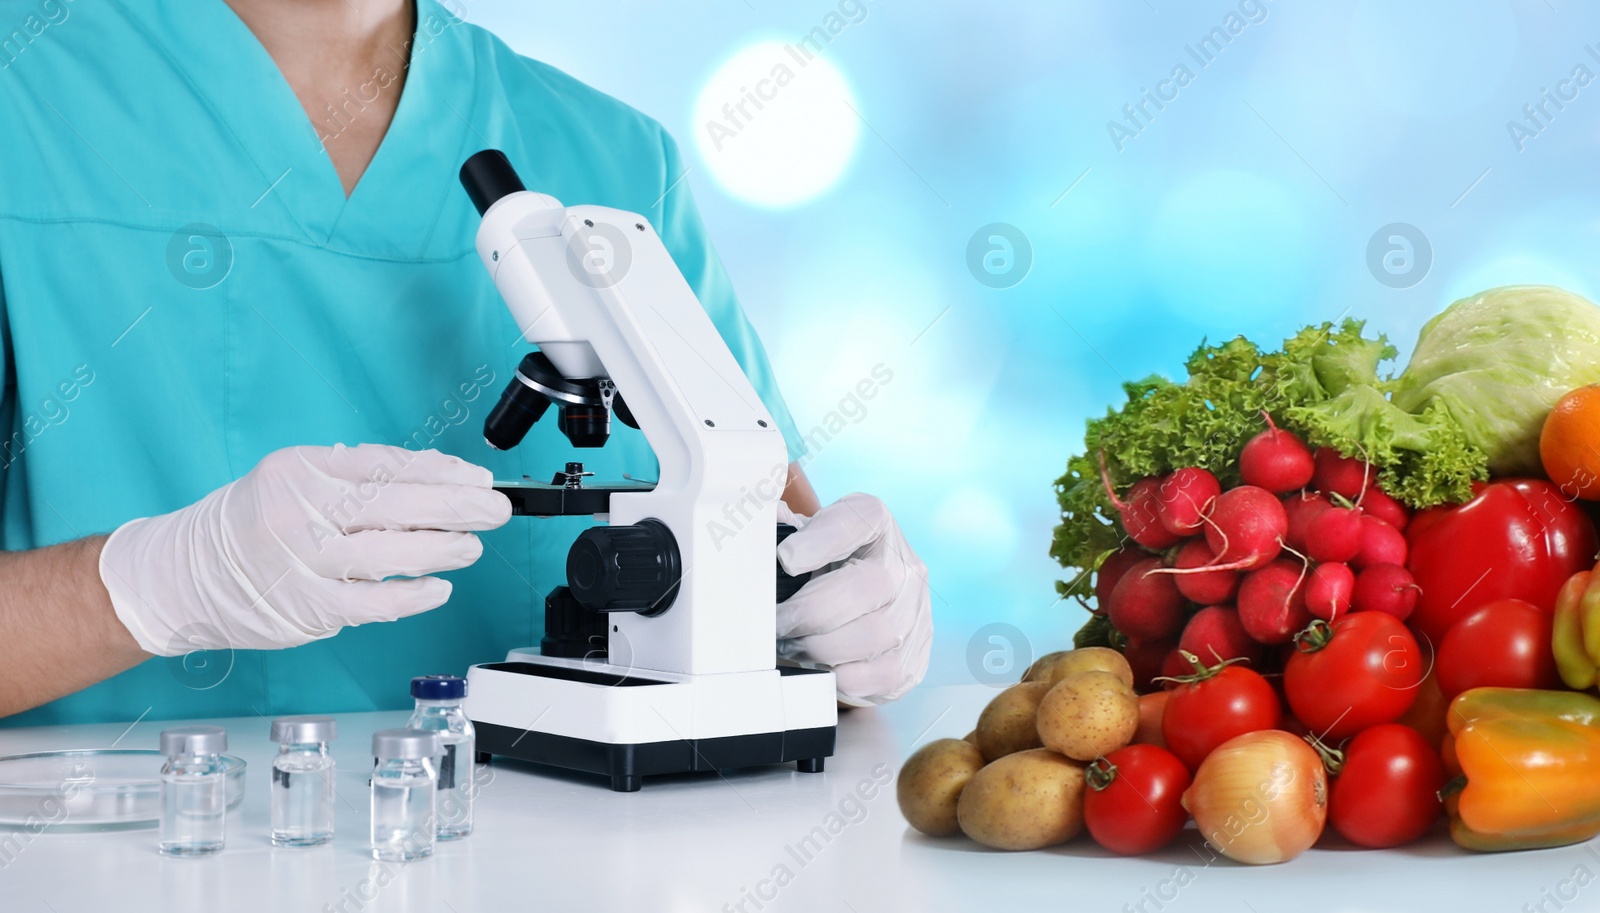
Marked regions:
[1,683,1596,913]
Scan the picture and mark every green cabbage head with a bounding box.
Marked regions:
[1392,285,1600,476]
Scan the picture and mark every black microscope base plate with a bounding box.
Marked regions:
[473,720,836,792]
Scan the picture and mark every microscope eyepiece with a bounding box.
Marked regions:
[460,149,526,216]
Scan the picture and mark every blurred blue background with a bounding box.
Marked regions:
[470,0,1600,686]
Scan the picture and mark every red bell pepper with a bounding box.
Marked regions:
[1407,479,1597,644]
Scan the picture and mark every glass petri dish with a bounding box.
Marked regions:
[0,749,246,829]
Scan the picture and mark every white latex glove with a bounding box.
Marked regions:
[776,493,932,706]
[101,444,511,655]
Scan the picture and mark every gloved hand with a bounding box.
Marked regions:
[101,444,511,655]
[776,493,932,706]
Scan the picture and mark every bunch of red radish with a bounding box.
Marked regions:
[1096,415,1420,685]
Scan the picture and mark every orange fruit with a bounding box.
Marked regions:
[1541,385,1600,500]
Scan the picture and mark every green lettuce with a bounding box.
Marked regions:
[1390,285,1600,476]
[1052,320,1487,606]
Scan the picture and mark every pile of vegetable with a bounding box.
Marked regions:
[897,285,1600,862]
[1053,284,1600,608]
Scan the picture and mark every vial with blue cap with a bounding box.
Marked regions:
[406,674,476,840]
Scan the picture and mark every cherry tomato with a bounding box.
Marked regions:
[1284,613,1422,742]
[1328,723,1444,848]
[1161,659,1281,771]
[1084,745,1192,854]
[1436,598,1561,699]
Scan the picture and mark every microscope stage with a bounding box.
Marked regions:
[492,478,655,517]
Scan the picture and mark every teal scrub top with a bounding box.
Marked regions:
[0,0,805,725]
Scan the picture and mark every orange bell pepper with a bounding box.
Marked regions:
[1443,687,1600,851]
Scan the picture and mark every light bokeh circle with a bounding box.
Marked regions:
[692,40,862,208]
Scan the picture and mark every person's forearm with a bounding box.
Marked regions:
[782,462,822,516]
[0,536,148,718]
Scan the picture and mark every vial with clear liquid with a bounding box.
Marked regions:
[406,674,477,840]
[370,729,440,862]
[159,725,228,857]
[269,716,336,847]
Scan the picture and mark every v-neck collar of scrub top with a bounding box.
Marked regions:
[124,0,476,260]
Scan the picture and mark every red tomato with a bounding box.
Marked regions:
[1436,598,1561,699]
[1407,479,1598,644]
[1328,723,1445,848]
[1084,745,1192,854]
[1133,692,1169,748]
[1161,662,1281,770]
[1284,613,1422,742]
[1395,665,1449,750]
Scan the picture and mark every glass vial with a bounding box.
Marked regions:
[269,716,336,847]
[159,725,228,857]
[370,729,440,862]
[406,674,477,840]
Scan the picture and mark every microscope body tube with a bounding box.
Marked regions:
[473,191,787,677]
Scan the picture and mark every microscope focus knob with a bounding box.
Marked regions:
[566,519,681,616]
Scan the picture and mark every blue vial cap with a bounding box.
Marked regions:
[412,674,467,700]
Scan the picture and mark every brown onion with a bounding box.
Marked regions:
[1181,730,1327,864]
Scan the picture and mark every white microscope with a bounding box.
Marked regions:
[457,151,837,791]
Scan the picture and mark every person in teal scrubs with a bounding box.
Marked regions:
[0,0,931,724]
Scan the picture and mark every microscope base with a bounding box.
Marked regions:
[473,721,835,792]
[465,655,838,792]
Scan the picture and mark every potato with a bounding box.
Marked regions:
[963,730,980,746]
[896,738,986,836]
[975,681,1050,761]
[1023,647,1134,690]
[1036,670,1139,761]
[956,748,1086,850]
